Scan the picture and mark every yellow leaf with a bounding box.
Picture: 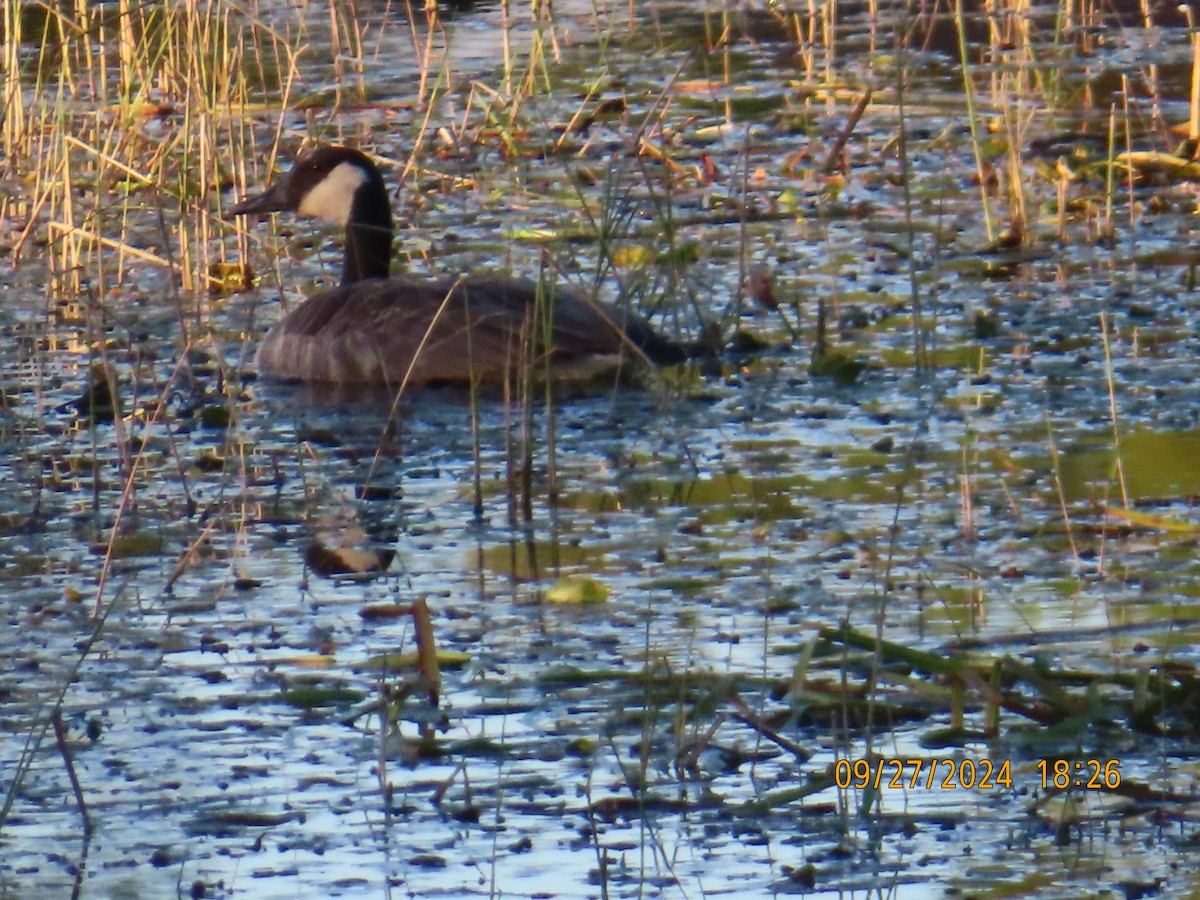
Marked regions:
[546,575,610,604]
[1116,151,1200,181]
[611,245,653,268]
[354,651,470,673]
[1104,507,1200,534]
[278,654,338,669]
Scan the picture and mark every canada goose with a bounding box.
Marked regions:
[231,146,688,386]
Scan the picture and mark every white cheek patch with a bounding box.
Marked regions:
[298,161,370,224]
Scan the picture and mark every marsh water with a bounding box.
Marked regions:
[4,0,1200,897]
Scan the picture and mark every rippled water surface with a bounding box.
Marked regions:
[3,0,1200,897]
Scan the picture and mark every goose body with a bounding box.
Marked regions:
[232,146,686,386]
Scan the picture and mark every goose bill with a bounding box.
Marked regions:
[230,182,288,217]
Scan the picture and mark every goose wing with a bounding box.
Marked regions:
[255,276,680,385]
[454,278,686,364]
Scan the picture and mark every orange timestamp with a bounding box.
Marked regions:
[835,757,1013,790]
[834,757,1123,791]
[1036,758,1121,790]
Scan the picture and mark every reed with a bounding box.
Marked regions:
[953,0,996,244]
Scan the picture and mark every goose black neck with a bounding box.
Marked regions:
[342,182,393,284]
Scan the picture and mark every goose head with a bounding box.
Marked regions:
[232,146,394,284]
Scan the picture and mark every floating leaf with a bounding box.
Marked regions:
[810,349,865,385]
[1117,150,1200,181]
[200,405,232,428]
[918,726,989,749]
[546,574,610,604]
[973,310,999,339]
[359,603,412,620]
[692,122,734,142]
[729,328,775,353]
[70,364,119,422]
[193,451,225,472]
[357,483,397,501]
[567,737,598,756]
[1104,507,1200,534]
[114,178,146,196]
[93,533,163,558]
[660,242,700,266]
[306,526,395,577]
[354,651,470,674]
[306,542,394,577]
[208,261,253,296]
[979,136,1010,159]
[293,90,334,111]
[279,686,365,708]
[281,654,337,670]
[611,245,653,268]
[187,809,303,837]
[507,226,558,241]
[113,101,175,119]
[296,427,342,446]
[675,79,724,95]
[593,96,626,117]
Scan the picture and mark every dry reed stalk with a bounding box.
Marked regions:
[954,0,996,243]
[1191,19,1200,145]
[1,0,25,156]
[1099,312,1129,511]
